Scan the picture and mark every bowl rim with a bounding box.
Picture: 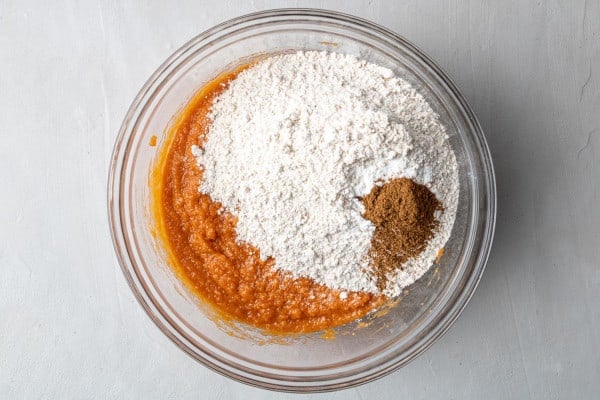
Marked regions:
[108,8,496,392]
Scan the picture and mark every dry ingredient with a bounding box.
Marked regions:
[193,51,459,297]
[361,178,442,290]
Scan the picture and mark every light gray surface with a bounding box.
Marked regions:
[1,0,598,398]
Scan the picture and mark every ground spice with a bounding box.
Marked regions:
[362,178,442,290]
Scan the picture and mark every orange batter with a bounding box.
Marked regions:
[151,69,385,334]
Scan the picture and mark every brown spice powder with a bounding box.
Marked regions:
[361,177,442,290]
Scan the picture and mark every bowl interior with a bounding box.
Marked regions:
[110,10,493,391]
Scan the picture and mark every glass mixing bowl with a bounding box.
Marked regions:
[108,9,496,392]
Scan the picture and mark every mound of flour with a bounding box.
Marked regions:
[192,51,458,296]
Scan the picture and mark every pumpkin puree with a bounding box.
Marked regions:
[152,69,385,334]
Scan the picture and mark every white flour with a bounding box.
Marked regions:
[192,51,458,297]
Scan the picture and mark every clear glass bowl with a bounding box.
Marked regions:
[108,9,496,392]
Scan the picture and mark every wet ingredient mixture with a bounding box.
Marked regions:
[153,51,459,334]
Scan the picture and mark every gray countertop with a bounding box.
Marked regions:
[1,1,598,398]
